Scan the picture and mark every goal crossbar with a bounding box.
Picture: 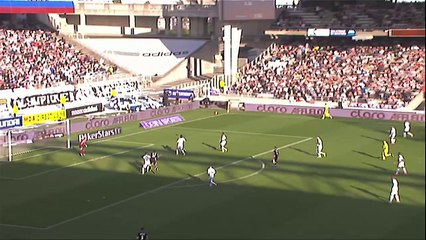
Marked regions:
[0,119,70,162]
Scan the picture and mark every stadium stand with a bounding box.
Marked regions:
[234,38,425,109]
[274,1,425,29]
[0,20,116,90]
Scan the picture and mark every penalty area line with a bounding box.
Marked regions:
[170,126,310,139]
[0,144,154,181]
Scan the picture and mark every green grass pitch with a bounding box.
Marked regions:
[0,109,424,239]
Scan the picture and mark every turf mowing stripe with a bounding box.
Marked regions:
[5,114,225,163]
[0,138,311,230]
[43,137,312,230]
[0,144,154,181]
[170,126,310,139]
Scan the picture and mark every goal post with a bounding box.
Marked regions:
[0,119,71,162]
[227,99,241,113]
[0,131,12,162]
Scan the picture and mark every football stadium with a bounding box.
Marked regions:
[0,0,424,239]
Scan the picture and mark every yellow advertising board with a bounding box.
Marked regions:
[0,98,7,105]
[23,110,67,126]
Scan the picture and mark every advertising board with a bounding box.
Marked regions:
[12,90,77,110]
[245,104,425,122]
[163,89,195,100]
[23,110,67,126]
[0,117,23,130]
[70,102,198,132]
[78,127,122,142]
[140,114,185,129]
[66,103,103,118]
[5,102,198,143]
[307,28,330,37]
[330,29,356,37]
[389,29,425,37]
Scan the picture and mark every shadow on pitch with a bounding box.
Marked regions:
[351,185,386,201]
[353,150,379,160]
[129,161,141,172]
[161,145,174,152]
[186,173,202,182]
[362,162,389,172]
[289,147,315,156]
[202,142,218,151]
[361,135,383,143]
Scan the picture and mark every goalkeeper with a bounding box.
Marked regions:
[321,103,333,119]
[382,140,392,160]
[79,136,87,157]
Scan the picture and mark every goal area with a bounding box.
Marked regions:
[0,120,70,162]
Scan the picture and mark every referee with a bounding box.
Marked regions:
[136,227,149,240]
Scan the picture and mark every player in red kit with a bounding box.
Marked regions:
[79,136,87,157]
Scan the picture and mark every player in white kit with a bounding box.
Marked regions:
[220,132,228,152]
[389,177,400,204]
[316,137,326,158]
[389,126,396,144]
[176,134,187,156]
[207,166,217,187]
[141,152,151,175]
[403,121,414,138]
[394,152,408,175]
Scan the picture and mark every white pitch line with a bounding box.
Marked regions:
[3,114,224,163]
[0,223,45,230]
[44,137,312,230]
[0,147,62,162]
[13,148,65,162]
[171,126,309,139]
[168,160,266,189]
[107,140,153,145]
[221,161,266,183]
[94,114,224,142]
[0,144,154,181]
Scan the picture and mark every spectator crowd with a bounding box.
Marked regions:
[275,1,425,30]
[0,22,115,90]
[234,40,425,109]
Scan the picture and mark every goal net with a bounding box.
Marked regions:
[0,131,11,162]
[0,120,70,162]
